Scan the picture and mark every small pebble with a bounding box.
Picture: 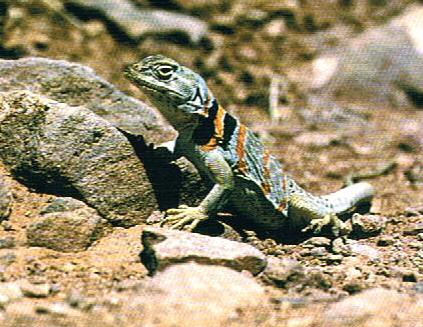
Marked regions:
[403,222,423,236]
[66,289,95,310]
[84,21,107,38]
[66,289,86,308]
[19,280,50,298]
[409,242,422,250]
[351,214,386,237]
[404,206,423,216]
[114,279,141,292]
[310,247,328,257]
[50,283,61,294]
[0,252,16,266]
[0,236,15,249]
[332,238,351,256]
[401,271,417,283]
[299,248,311,257]
[271,297,307,308]
[145,211,165,225]
[343,281,363,294]
[35,302,80,317]
[264,19,286,37]
[302,237,331,248]
[1,221,13,231]
[376,235,394,247]
[413,282,423,293]
[325,254,344,263]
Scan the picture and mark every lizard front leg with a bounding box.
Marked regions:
[160,150,234,231]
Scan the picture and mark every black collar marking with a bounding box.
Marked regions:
[221,113,238,149]
[192,99,219,145]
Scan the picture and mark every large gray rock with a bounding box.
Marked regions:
[0,175,12,221]
[310,5,423,108]
[0,90,156,227]
[0,57,208,214]
[141,227,267,276]
[67,0,208,44]
[26,197,112,252]
[0,57,171,140]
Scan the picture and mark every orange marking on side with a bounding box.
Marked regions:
[200,136,218,151]
[199,104,226,152]
[236,124,247,173]
[261,183,271,196]
[261,150,271,195]
[277,200,286,212]
[214,105,225,140]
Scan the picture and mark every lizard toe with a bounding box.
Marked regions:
[302,214,333,234]
[161,206,208,231]
[171,216,196,230]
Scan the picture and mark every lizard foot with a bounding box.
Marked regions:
[160,205,208,231]
[302,213,352,237]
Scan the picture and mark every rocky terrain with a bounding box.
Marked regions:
[0,0,422,326]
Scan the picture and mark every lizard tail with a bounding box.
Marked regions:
[321,182,374,214]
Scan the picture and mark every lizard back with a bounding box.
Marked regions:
[193,101,291,214]
[194,102,367,222]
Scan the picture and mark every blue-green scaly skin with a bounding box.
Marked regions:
[125,55,374,234]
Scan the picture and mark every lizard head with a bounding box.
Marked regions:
[124,55,212,130]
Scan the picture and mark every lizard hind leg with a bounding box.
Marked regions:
[287,193,352,237]
[302,212,352,237]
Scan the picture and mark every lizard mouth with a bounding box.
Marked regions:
[124,66,185,100]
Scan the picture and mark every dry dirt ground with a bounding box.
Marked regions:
[0,0,422,326]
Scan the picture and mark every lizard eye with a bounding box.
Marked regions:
[156,65,175,80]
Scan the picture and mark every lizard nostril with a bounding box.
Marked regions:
[123,64,133,74]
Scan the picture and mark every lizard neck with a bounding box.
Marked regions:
[192,98,238,152]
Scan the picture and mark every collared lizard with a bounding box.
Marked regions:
[124,55,374,236]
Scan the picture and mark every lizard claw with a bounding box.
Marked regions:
[332,219,352,237]
[302,216,330,235]
[302,213,341,236]
[160,205,208,231]
[302,213,352,237]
